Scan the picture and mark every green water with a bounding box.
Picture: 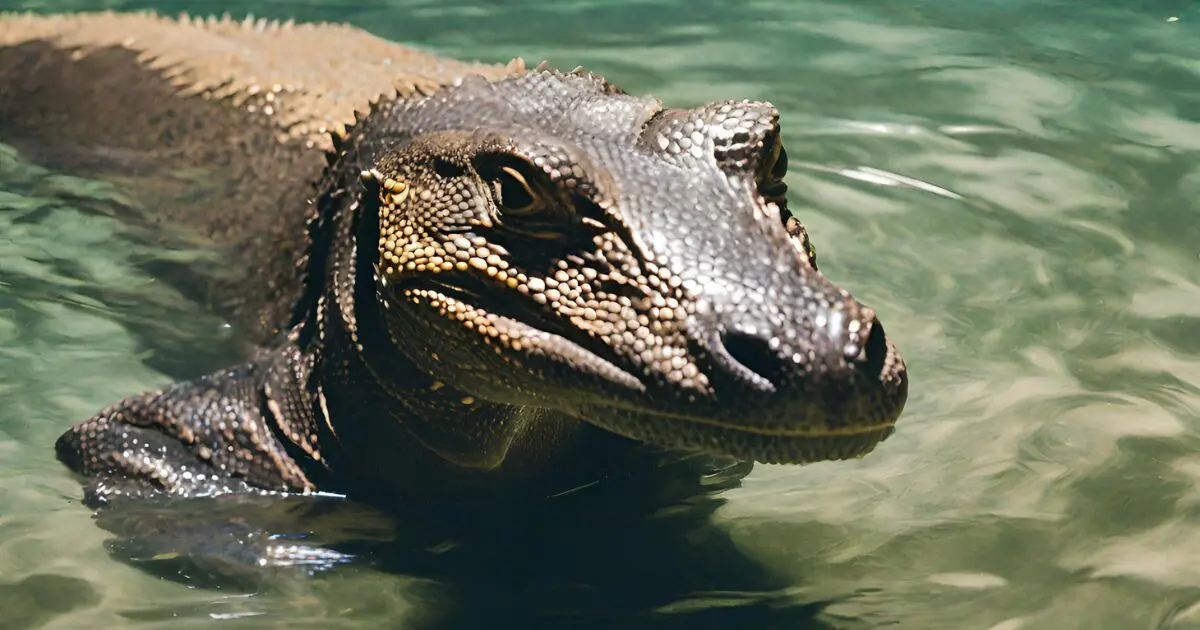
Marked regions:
[2,0,1200,627]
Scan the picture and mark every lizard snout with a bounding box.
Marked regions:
[712,306,893,393]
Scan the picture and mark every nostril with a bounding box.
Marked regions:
[856,320,888,380]
[719,329,784,387]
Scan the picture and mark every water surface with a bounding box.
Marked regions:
[2,0,1200,628]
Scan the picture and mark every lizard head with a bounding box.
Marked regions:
[357,67,907,465]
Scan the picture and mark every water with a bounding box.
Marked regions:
[2,0,1199,627]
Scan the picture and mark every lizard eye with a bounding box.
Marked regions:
[759,136,789,201]
[768,141,788,181]
[482,157,545,217]
[761,134,788,181]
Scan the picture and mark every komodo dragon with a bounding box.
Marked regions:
[0,12,908,543]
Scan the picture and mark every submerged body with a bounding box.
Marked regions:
[0,12,908,508]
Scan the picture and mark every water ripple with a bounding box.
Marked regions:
[1,0,1198,627]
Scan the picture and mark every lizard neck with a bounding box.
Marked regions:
[292,186,634,501]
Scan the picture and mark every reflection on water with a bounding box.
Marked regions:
[2,0,1199,628]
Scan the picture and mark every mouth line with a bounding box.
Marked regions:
[588,402,900,439]
[388,271,646,390]
[681,416,896,438]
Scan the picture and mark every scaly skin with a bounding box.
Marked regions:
[0,13,908,513]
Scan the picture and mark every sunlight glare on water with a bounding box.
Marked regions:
[1,0,1199,628]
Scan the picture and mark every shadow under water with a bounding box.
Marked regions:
[88,454,838,629]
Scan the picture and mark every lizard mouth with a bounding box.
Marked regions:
[577,404,898,464]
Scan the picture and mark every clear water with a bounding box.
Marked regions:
[2,0,1200,627]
